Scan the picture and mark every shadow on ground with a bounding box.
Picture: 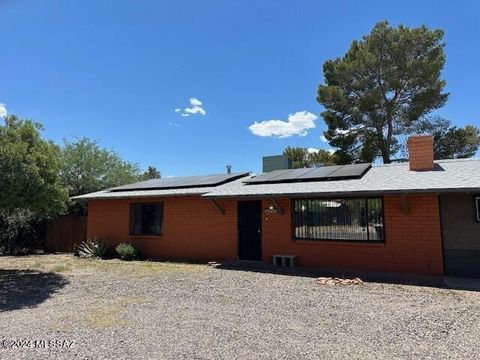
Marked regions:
[0,269,69,312]
[213,261,471,290]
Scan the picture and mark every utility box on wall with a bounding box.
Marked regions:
[262,155,293,173]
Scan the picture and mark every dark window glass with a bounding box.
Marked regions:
[129,203,163,236]
[293,198,384,242]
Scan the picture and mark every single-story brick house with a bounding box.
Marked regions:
[74,135,480,277]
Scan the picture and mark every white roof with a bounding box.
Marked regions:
[204,158,480,198]
[73,158,480,200]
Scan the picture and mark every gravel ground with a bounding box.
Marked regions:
[1,255,480,359]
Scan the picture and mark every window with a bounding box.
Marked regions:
[476,196,480,222]
[292,198,384,242]
[129,203,164,236]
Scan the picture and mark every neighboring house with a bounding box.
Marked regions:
[73,135,480,277]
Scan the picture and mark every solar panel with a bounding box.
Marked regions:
[192,174,242,186]
[247,169,312,183]
[327,163,371,179]
[245,163,371,184]
[110,178,178,191]
[296,165,342,179]
[109,172,249,192]
[273,168,317,181]
[245,169,294,183]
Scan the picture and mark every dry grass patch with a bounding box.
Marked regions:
[75,258,208,277]
[6,256,74,274]
[85,297,153,329]
[85,306,131,328]
[49,264,72,273]
[0,254,208,277]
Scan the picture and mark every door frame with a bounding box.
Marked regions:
[237,200,263,261]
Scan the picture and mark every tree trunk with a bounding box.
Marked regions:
[382,117,394,164]
[381,148,391,164]
[376,123,392,164]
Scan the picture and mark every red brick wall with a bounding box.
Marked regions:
[87,196,238,261]
[261,194,443,275]
[87,194,444,275]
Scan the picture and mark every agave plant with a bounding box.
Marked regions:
[76,237,110,259]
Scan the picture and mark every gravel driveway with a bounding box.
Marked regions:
[1,254,480,359]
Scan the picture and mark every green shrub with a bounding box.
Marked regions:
[115,243,140,261]
[0,210,45,255]
[76,237,110,259]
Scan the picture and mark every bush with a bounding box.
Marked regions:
[115,243,140,261]
[76,237,110,259]
[0,210,45,255]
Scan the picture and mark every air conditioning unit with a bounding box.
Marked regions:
[273,254,296,267]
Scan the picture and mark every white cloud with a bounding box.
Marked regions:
[248,111,318,138]
[0,103,7,118]
[320,135,328,143]
[184,105,206,116]
[326,148,335,154]
[189,97,202,106]
[175,97,207,117]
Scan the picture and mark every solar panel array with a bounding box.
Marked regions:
[109,172,250,192]
[245,163,371,184]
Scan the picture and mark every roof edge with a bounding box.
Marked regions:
[72,191,209,201]
[202,187,480,199]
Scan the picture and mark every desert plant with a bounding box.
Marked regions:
[115,243,140,261]
[76,237,110,259]
[73,242,79,257]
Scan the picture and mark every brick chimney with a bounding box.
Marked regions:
[407,135,435,171]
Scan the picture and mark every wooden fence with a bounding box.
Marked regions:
[45,215,87,252]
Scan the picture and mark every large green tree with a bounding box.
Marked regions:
[283,147,341,168]
[434,125,480,159]
[0,116,67,216]
[141,166,161,180]
[283,147,310,168]
[317,21,448,164]
[0,116,68,254]
[409,117,480,159]
[308,149,342,167]
[60,137,141,198]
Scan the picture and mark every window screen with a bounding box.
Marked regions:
[293,198,384,242]
[129,203,164,236]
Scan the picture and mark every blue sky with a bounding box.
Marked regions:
[1,0,479,175]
